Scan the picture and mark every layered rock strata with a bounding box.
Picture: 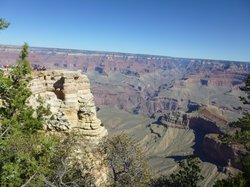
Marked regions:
[29,70,107,140]
[29,70,108,185]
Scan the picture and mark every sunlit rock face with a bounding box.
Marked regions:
[29,70,108,185]
[29,70,108,140]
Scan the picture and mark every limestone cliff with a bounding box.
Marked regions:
[29,70,107,140]
[29,70,108,185]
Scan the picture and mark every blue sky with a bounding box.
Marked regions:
[0,0,250,61]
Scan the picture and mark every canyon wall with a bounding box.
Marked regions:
[202,134,247,170]
[0,45,249,119]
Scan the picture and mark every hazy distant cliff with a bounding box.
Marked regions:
[1,45,248,119]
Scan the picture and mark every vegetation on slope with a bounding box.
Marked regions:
[98,134,151,187]
[150,156,204,187]
[0,43,59,186]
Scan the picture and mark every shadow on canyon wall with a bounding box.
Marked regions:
[189,117,225,169]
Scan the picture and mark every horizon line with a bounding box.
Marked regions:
[0,43,249,64]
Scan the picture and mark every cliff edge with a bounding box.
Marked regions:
[29,70,107,141]
[29,70,108,185]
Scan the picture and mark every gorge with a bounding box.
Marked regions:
[0,44,250,186]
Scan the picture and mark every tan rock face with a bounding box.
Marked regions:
[29,70,108,141]
[29,70,108,185]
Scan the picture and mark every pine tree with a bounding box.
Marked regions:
[0,43,58,186]
[0,18,10,30]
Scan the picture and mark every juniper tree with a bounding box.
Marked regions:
[98,134,151,187]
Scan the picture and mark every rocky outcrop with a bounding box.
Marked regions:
[29,70,108,185]
[202,134,247,170]
[186,106,247,171]
[189,106,227,133]
[29,70,107,140]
